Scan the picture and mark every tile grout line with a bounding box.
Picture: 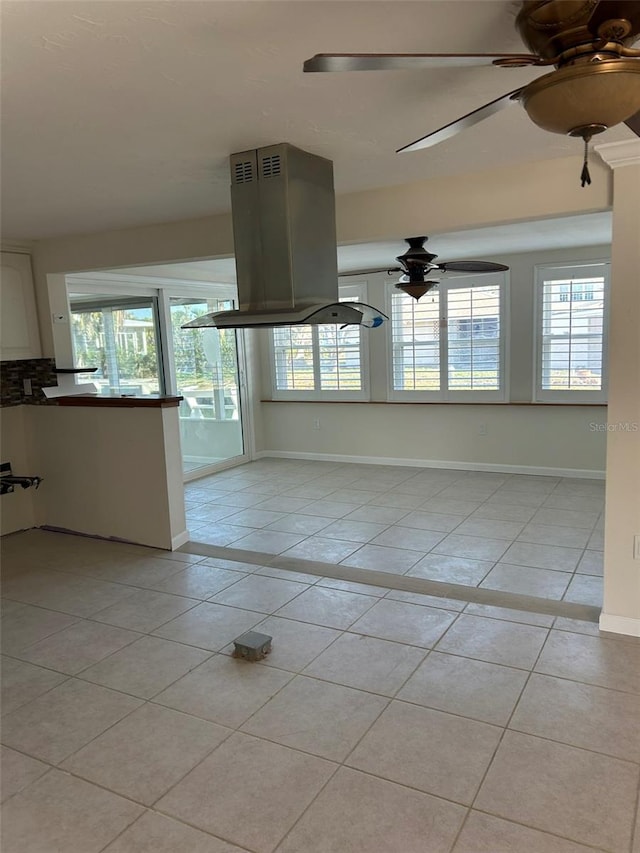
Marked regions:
[447,619,555,851]
[447,615,638,852]
[261,608,472,849]
[6,607,640,704]
[184,474,600,596]
[141,586,456,849]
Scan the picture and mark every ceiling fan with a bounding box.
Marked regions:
[341,236,509,300]
[304,0,640,185]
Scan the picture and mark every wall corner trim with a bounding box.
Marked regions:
[171,530,190,551]
[598,612,640,638]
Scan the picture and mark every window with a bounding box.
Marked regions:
[69,294,163,395]
[390,273,507,401]
[270,283,368,399]
[559,282,594,302]
[535,262,609,402]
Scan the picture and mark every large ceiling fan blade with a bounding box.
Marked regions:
[340,267,402,277]
[397,88,523,153]
[437,260,509,273]
[624,109,640,136]
[303,54,541,73]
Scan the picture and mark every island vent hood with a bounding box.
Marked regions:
[182,143,386,330]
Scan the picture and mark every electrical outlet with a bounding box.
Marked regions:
[478,423,487,436]
[23,378,32,395]
[313,418,321,430]
[634,535,640,560]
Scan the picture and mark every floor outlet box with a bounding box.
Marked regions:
[233,631,273,661]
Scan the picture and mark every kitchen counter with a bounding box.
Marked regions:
[54,394,183,408]
[16,400,188,549]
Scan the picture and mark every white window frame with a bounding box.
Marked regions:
[269,282,370,400]
[387,272,508,402]
[534,260,609,403]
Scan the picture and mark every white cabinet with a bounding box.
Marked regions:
[1,252,41,360]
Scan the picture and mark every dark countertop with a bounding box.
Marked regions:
[54,394,183,409]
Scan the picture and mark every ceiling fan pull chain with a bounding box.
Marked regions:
[581,137,592,188]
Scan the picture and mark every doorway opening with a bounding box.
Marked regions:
[65,262,250,479]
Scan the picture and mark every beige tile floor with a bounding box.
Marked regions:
[1,510,639,852]
[185,459,605,607]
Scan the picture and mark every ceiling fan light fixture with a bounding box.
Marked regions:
[395,281,438,300]
[520,59,640,135]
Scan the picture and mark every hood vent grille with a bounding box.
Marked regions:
[260,153,282,178]
[234,159,254,184]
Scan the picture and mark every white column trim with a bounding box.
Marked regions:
[594,139,640,169]
[599,612,640,638]
[171,530,190,550]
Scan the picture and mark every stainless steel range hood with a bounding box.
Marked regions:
[182,143,386,330]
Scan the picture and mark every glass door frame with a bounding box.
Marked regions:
[65,272,252,481]
[157,284,252,481]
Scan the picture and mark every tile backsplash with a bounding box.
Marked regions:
[0,358,57,406]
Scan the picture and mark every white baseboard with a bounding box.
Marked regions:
[254,450,605,479]
[599,613,640,637]
[171,530,190,550]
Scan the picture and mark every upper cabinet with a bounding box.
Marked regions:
[1,252,42,360]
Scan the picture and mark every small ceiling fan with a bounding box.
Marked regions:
[304,0,640,185]
[341,236,509,300]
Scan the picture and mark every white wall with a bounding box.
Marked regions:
[259,402,605,476]
[29,404,187,549]
[2,400,188,548]
[597,142,640,636]
[0,406,38,535]
[335,155,611,245]
[256,244,610,475]
[161,406,190,549]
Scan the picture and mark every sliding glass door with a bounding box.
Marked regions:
[67,277,249,479]
[168,297,246,475]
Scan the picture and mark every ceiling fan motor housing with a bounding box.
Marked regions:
[516,0,640,59]
[396,236,438,273]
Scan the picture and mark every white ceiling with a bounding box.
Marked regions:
[2,0,633,243]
